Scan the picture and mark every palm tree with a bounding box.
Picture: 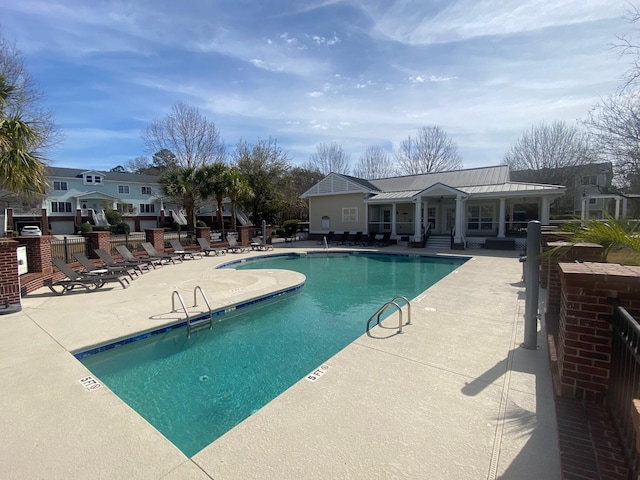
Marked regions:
[159,167,200,232]
[225,167,252,231]
[0,74,47,195]
[197,163,229,236]
[559,216,640,255]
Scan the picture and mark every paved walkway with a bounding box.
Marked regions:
[0,243,560,479]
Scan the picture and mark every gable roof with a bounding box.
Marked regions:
[300,172,380,197]
[48,166,160,184]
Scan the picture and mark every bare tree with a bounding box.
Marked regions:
[142,101,225,169]
[395,126,463,175]
[504,121,596,173]
[583,93,640,192]
[352,146,396,179]
[233,137,291,224]
[614,3,640,92]
[306,142,351,175]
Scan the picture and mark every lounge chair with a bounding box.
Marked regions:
[115,245,163,269]
[169,239,203,260]
[226,235,247,253]
[348,231,363,245]
[94,248,150,273]
[196,237,227,256]
[334,231,350,245]
[48,258,129,295]
[73,252,139,280]
[374,232,392,247]
[141,242,183,264]
[251,237,274,251]
[361,232,377,246]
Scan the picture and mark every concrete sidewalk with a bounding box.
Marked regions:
[0,244,560,479]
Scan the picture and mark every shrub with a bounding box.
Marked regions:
[104,208,123,225]
[111,222,130,234]
[196,220,207,228]
[79,222,93,234]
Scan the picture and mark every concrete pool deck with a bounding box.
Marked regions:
[0,242,560,479]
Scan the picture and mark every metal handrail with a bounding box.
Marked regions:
[366,301,404,334]
[172,287,213,337]
[389,296,412,326]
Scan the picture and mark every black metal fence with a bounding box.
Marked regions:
[607,305,640,479]
[50,236,90,263]
[108,232,146,255]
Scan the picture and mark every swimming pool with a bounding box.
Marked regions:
[79,252,466,457]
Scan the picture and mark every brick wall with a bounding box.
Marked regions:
[237,225,251,246]
[84,231,111,258]
[545,242,604,314]
[18,236,53,274]
[557,262,640,401]
[145,228,165,253]
[0,239,20,309]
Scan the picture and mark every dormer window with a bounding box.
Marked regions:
[83,173,103,185]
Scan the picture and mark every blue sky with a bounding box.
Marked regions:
[1,0,632,171]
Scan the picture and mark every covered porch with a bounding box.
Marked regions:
[365,183,563,249]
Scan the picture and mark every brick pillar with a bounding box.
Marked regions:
[159,210,165,229]
[557,262,640,401]
[196,226,211,239]
[40,208,49,235]
[18,235,53,274]
[545,242,604,315]
[632,399,640,475]
[75,208,82,230]
[0,239,21,313]
[265,225,273,244]
[145,228,165,253]
[84,231,111,258]
[237,225,251,246]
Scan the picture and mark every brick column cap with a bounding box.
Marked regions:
[559,261,640,276]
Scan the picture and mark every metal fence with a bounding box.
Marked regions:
[50,236,90,263]
[108,232,147,255]
[607,305,640,479]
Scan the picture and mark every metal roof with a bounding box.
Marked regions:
[370,165,509,192]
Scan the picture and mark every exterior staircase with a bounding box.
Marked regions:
[425,235,451,249]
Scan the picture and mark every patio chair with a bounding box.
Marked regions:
[226,234,247,253]
[115,245,163,269]
[374,232,392,247]
[141,242,183,264]
[361,232,377,246]
[169,239,203,260]
[251,237,274,251]
[48,258,129,295]
[73,252,139,280]
[333,231,350,245]
[94,248,150,274]
[196,237,227,256]
[348,231,363,245]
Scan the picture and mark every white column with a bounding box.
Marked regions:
[498,198,506,238]
[454,194,464,245]
[540,197,550,225]
[622,197,628,217]
[582,196,590,222]
[615,197,621,219]
[414,197,422,241]
[391,202,397,236]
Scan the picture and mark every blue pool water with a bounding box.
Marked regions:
[79,252,466,456]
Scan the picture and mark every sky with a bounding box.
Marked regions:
[0,0,634,172]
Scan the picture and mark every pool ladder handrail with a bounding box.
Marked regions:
[366,296,412,334]
[171,286,213,337]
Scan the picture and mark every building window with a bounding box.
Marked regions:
[118,185,130,194]
[589,197,597,205]
[139,203,155,213]
[117,203,135,214]
[342,207,358,222]
[84,174,103,185]
[85,175,93,184]
[426,207,436,230]
[51,202,72,213]
[467,205,494,231]
[321,216,330,229]
[53,181,68,191]
[141,186,152,195]
[582,175,598,186]
[94,176,102,184]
